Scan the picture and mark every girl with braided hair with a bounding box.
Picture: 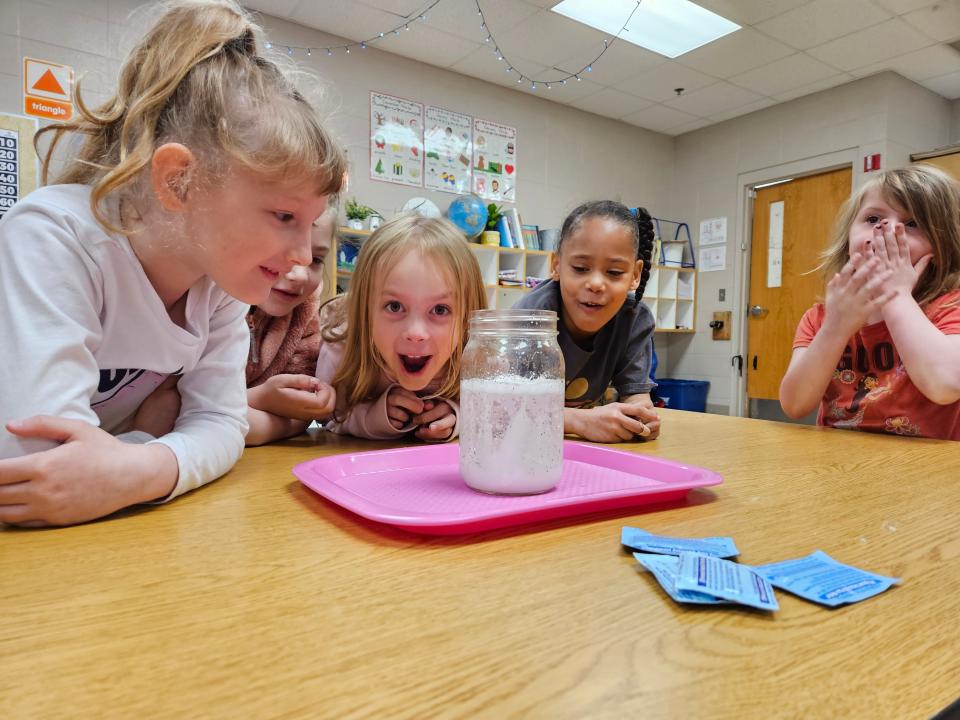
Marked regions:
[0,0,345,525]
[515,200,660,442]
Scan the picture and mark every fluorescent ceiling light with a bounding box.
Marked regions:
[551,0,741,59]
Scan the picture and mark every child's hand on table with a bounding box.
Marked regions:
[0,416,178,526]
[572,402,659,443]
[386,387,424,430]
[254,374,336,421]
[412,400,455,441]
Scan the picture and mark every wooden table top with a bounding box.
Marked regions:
[3,409,959,719]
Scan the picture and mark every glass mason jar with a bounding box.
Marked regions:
[459,309,565,494]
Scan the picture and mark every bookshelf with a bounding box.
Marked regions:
[323,226,372,302]
[468,244,553,309]
[642,265,697,333]
[324,228,553,310]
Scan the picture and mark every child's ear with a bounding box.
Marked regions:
[629,258,643,292]
[550,252,561,280]
[151,143,196,212]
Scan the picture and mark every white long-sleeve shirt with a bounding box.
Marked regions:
[0,184,249,500]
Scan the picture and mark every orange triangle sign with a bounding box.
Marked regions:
[32,69,65,96]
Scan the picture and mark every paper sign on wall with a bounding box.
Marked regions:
[699,246,726,272]
[0,129,19,219]
[370,92,423,188]
[699,216,726,247]
[23,57,73,121]
[472,118,516,203]
[424,106,472,195]
[767,201,784,288]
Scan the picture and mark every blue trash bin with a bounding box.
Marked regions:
[654,379,709,412]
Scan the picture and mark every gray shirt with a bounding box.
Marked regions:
[515,280,656,407]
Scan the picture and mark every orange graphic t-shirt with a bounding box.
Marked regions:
[793,290,960,440]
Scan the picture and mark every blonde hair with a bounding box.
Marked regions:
[321,214,487,412]
[820,164,960,305]
[36,0,345,231]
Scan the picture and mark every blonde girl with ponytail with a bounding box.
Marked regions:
[0,0,345,525]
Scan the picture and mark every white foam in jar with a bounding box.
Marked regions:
[459,375,565,494]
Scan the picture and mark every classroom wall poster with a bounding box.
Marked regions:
[0,113,39,220]
[423,105,472,195]
[369,92,423,188]
[0,129,19,219]
[472,118,516,203]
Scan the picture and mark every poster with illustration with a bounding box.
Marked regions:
[472,118,516,203]
[370,91,423,188]
[424,105,472,195]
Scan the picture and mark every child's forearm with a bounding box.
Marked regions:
[245,407,309,446]
[883,294,960,404]
[246,384,271,413]
[563,407,585,437]
[779,326,849,418]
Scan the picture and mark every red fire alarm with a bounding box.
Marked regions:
[864,153,881,172]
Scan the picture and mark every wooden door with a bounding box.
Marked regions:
[746,167,852,400]
[917,150,960,180]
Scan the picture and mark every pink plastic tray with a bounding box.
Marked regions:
[293,441,722,535]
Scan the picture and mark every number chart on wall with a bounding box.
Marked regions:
[0,114,39,220]
[369,92,424,188]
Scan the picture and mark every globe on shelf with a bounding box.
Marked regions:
[446,194,488,240]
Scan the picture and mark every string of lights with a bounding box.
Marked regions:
[475,0,641,91]
[263,0,442,56]
[261,0,639,93]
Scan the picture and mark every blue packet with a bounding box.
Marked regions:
[621,526,739,558]
[633,552,729,605]
[754,550,900,607]
[675,552,779,611]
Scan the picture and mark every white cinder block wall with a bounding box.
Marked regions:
[1,1,959,414]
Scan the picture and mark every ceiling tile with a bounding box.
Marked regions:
[708,97,778,122]
[676,27,794,78]
[872,0,939,12]
[493,9,607,68]
[920,69,960,98]
[422,0,541,44]
[356,0,431,14]
[554,40,666,87]
[373,24,480,67]
[290,0,397,39]
[806,18,932,71]
[771,73,854,101]
[851,44,960,82]
[451,45,548,87]
[757,0,891,50]
[622,104,703,133]
[669,118,714,136]
[614,63,719,102]
[902,0,960,42]
[730,52,839,95]
[570,87,655,119]
[693,0,810,25]
[241,0,303,17]
[529,75,605,101]
[665,81,764,116]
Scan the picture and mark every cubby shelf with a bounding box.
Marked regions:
[468,244,553,309]
[324,229,554,310]
[642,265,697,333]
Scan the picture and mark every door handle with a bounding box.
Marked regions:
[748,305,768,317]
[752,355,758,371]
[731,354,743,377]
